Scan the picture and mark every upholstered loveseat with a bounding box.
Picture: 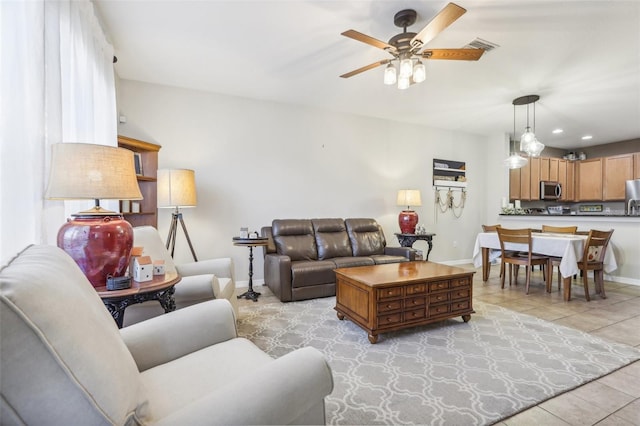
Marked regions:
[261,218,415,302]
[0,245,334,425]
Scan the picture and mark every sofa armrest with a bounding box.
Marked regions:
[153,346,334,425]
[120,299,237,372]
[264,254,293,302]
[385,246,416,260]
[176,257,234,282]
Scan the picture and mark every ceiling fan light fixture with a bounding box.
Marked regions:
[398,76,410,90]
[384,63,397,85]
[413,61,426,83]
[399,57,413,78]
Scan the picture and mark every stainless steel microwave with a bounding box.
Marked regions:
[540,181,562,200]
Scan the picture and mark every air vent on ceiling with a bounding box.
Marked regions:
[464,37,499,53]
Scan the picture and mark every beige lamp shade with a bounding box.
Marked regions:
[396,190,422,208]
[157,169,197,208]
[45,143,143,201]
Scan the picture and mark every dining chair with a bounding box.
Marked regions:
[497,227,551,294]
[577,229,614,301]
[482,224,511,278]
[541,225,578,292]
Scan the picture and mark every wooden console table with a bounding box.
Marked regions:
[394,233,435,260]
[335,262,474,343]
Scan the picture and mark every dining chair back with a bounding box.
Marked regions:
[496,227,551,294]
[578,229,614,301]
[541,225,578,291]
[541,225,578,234]
[482,224,501,232]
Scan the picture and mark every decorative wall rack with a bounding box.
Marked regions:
[433,159,467,220]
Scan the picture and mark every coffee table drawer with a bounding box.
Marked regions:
[378,287,402,300]
[405,284,426,295]
[429,304,450,317]
[378,312,402,327]
[404,307,426,322]
[405,296,426,309]
[452,277,471,287]
[429,292,449,304]
[451,289,470,300]
[378,300,402,313]
[451,300,470,312]
[429,281,450,292]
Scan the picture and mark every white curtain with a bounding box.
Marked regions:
[0,0,117,265]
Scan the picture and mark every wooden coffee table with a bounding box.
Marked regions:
[334,262,475,343]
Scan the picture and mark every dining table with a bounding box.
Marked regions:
[472,232,617,301]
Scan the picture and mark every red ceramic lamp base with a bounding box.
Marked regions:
[398,210,419,234]
[57,214,134,288]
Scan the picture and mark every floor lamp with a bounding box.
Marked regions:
[158,169,198,261]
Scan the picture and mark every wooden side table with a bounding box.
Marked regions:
[96,272,181,328]
[395,233,436,260]
[233,237,269,302]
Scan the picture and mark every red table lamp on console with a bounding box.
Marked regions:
[45,143,143,288]
[397,189,422,234]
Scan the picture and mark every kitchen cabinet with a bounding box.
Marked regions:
[576,158,603,201]
[635,153,640,179]
[558,160,569,201]
[549,158,559,181]
[540,158,550,181]
[603,154,634,200]
[519,160,531,200]
[529,157,540,200]
[117,135,161,227]
[509,168,521,200]
[563,161,575,201]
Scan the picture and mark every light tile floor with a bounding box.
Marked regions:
[236,263,640,426]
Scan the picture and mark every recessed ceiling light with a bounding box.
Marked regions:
[581,135,593,140]
[552,129,563,134]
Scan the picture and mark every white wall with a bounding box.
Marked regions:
[117,80,497,284]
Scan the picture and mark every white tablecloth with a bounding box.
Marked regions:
[472,232,617,278]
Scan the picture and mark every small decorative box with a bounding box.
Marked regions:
[133,255,153,282]
[153,260,165,275]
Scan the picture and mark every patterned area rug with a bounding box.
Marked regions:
[237,297,640,425]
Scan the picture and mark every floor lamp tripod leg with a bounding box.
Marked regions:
[178,214,198,262]
[166,213,179,258]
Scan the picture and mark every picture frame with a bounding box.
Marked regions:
[121,200,131,213]
[133,153,143,176]
[131,202,141,213]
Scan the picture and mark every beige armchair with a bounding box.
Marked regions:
[1,245,334,425]
[123,226,238,326]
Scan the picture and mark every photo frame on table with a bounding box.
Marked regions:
[133,153,143,176]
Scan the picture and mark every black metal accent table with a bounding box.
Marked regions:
[97,272,181,328]
[394,233,436,260]
[233,237,269,302]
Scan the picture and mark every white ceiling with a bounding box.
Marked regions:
[94,0,640,150]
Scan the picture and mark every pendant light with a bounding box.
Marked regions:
[503,102,528,169]
[513,95,545,157]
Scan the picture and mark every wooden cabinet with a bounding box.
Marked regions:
[558,159,571,201]
[519,160,531,200]
[529,157,540,200]
[540,158,550,181]
[603,154,634,200]
[576,158,603,201]
[549,158,559,181]
[334,263,474,344]
[635,153,640,179]
[509,168,521,200]
[117,135,161,227]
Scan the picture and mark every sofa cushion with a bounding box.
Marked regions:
[312,218,353,260]
[273,219,318,261]
[331,257,375,268]
[371,254,410,265]
[345,218,386,256]
[0,245,143,425]
[291,260,337,288]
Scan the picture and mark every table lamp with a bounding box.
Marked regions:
[157,169,198,261]
[45,143,143,288]
[396,189,422,234]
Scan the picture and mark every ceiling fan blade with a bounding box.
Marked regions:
[341,30,396,52]
[340,59,392,78]
[410,3,466,50]
[421,48,484,61]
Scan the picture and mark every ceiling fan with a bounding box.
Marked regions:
[340,2,484,89]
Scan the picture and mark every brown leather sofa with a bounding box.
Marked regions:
[261,218,415,302]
